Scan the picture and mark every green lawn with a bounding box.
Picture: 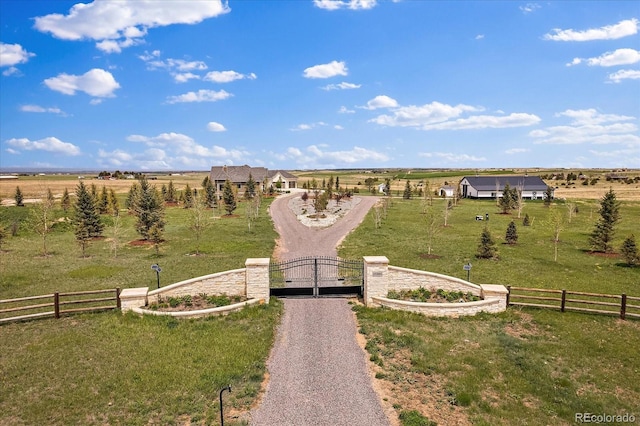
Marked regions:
[340,196,640,425]
[0,198,280,426]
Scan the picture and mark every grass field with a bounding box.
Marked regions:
[0,195,280,425]
[338,195,640,425]
[1,173,639,425]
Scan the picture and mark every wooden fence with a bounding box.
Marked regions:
[507,286,640,320]
[0,289,121,324]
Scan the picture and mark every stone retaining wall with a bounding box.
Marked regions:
[147,269,246,304]
[372,296,504,317]
[364,256,508,317]
[387,266,482,296]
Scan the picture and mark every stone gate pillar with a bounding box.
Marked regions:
[246,258,271,303]
[363,256,389,307]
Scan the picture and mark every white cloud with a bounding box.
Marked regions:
[322,82,361,90]
[475,34,485,40]
[544,18,639,41]
[174,72,201,83]
[126,132,248,163]
[0,42,35,67]
[421,113,541,130]
[505,148,531,154]
[166,89,232,104]
[338,106,355,114]
[530,109,640,145]
[204,70,257,83]
[277,144,388,167]
[370,101,479,127]
[44,68,120,97]
[290,122,330,131]
[207,121,227,132]
[608,69,640,83]
[334,125,344,130]
[362,95,398,110]
[368,99,541,131]
[34,0,230,53]
[520,3,541,14]
[419,152,486,163]
[314,0,377,10]
[6,137,81,156]
[20,104,66,115]
[569,48,640,67]
[303,60,348,79]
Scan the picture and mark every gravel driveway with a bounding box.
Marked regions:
[250,193,391,426]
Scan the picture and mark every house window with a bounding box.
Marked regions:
[532,191,537,200]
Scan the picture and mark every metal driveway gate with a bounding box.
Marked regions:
[269,256,363,298]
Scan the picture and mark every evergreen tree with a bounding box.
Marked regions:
[203,177,216,208]
[107,188,119,215]
[523,213,531,226]
[133,178,165,240]
[245,173,256,199]
[499,183,516,213]
[73,181,103,256]
[476,226,498,259]
[14,186,24,207]
[621,235,638,267]
[589,188,621,253]
[222,179,237,215]
[166,180,177,203]
[505,221,518,245]
[98,185,109,214]
[335,176,340,191]
[61,187,71,212]
[183,183,193,208]
[125,183,139,212]
[403,180,412,200]
[543,186,554,207]
[0,223,7,252]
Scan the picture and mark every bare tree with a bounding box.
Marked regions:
[566,201,577,224]
[30,188,55,256]
[546,208,565,262]
[423,204,441,256]
[189,194,210,254]
[443,198,451,227]
[516,181,525,219]
[110,214,122,258]
[373,203,383,229]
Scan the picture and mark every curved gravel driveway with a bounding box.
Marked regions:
[250,193,391,426]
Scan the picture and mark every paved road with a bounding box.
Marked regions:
[250,193,391,426]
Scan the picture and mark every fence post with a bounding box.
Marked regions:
[506,286,511,307]
[621,294,627,320]
[54,292,60,319]
[561,290,566,312]
[116,288,121,310]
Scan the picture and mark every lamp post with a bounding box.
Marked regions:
[151,264,161,289]
[219,385,232,426]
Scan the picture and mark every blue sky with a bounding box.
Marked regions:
[1,0,639,171]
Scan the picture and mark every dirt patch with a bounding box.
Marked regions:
[128,239,153,246]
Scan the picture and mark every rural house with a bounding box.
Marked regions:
[209,165,298,196]
[459,175,551,200]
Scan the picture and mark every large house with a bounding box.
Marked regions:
[209,165,298,195]
[459,175,551,200]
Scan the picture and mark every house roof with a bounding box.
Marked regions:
[462,176,549,191]
[267,170,297,179]
[210,165,268,182]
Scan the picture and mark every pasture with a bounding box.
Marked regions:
[1,171,639,425]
